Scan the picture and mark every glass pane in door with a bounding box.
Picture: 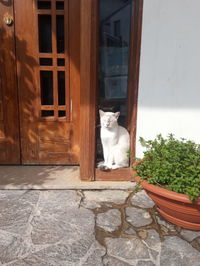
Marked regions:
[40,71,53,106]
[37,2,68,120]
[97,0,133,162]
[56,15,65,53]
[58,71,66,105]
[38,15,52,53]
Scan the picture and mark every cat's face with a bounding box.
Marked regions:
[99,110,120,129]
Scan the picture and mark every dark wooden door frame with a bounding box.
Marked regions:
[80,0,143,181]
[80,0,98,180]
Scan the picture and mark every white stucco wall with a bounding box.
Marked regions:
[136,0,200,157]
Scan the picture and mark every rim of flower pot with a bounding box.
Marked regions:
[134,175,200,205]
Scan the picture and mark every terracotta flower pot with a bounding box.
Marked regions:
[133,175,200,231]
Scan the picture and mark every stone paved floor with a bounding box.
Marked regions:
[0,188,199,266]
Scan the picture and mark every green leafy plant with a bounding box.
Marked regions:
[133,134,200,201]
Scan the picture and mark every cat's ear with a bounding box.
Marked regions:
[99,110,105,117]
[114,112,120,119]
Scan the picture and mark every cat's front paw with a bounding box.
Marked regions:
[98,164,111,171]
[111,164,120,170]
[97,161,105,168]
[101,166,111,171]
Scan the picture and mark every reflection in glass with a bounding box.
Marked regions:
[97,0,132,162]
[56,1,64,10]
[56,15,65,53]
[40,71,53,105]
[41,110,54,117]
[40,58,53,66]
[37,1,51,10]
[38,15,52,53]
[114,20,121,37]
[58,110,66,117]
[99,0,132,125]
[58,71,65,105]
[57,58,65,66]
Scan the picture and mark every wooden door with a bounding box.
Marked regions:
[15,0,80,164]
[0,2,21,164]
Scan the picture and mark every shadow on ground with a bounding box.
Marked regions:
[0,166,79,188]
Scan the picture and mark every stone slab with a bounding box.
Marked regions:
[180,229,200,242]
[97,209,121,232]
[160,236,200,266]
[126,207,153,227]
[103,256,132,265]
[143,229,161,252]
[105,237,150,265]
[0,189,200,266]
[131,190,154,208]
[0,230,30,264]
[137,261,155,266]
[0,190,40,235]
[124,228,137,235]
[82,190,130,209]
[156,215,176,232]
[0,166,136,190]
[9,241,106,266]
[30,191,94,245]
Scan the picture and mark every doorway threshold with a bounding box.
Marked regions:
[0,166,135,190]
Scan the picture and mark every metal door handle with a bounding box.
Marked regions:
[3,13,14,26]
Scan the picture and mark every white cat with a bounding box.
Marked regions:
[98,110,130,170]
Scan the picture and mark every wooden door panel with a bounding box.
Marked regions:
[14,0,40,164]
[0,124,5,139]
[0,1,20,164]
[14,0,80,165]
[38,121,77,164]
[40,142,70,153]
[0,85,3,121]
